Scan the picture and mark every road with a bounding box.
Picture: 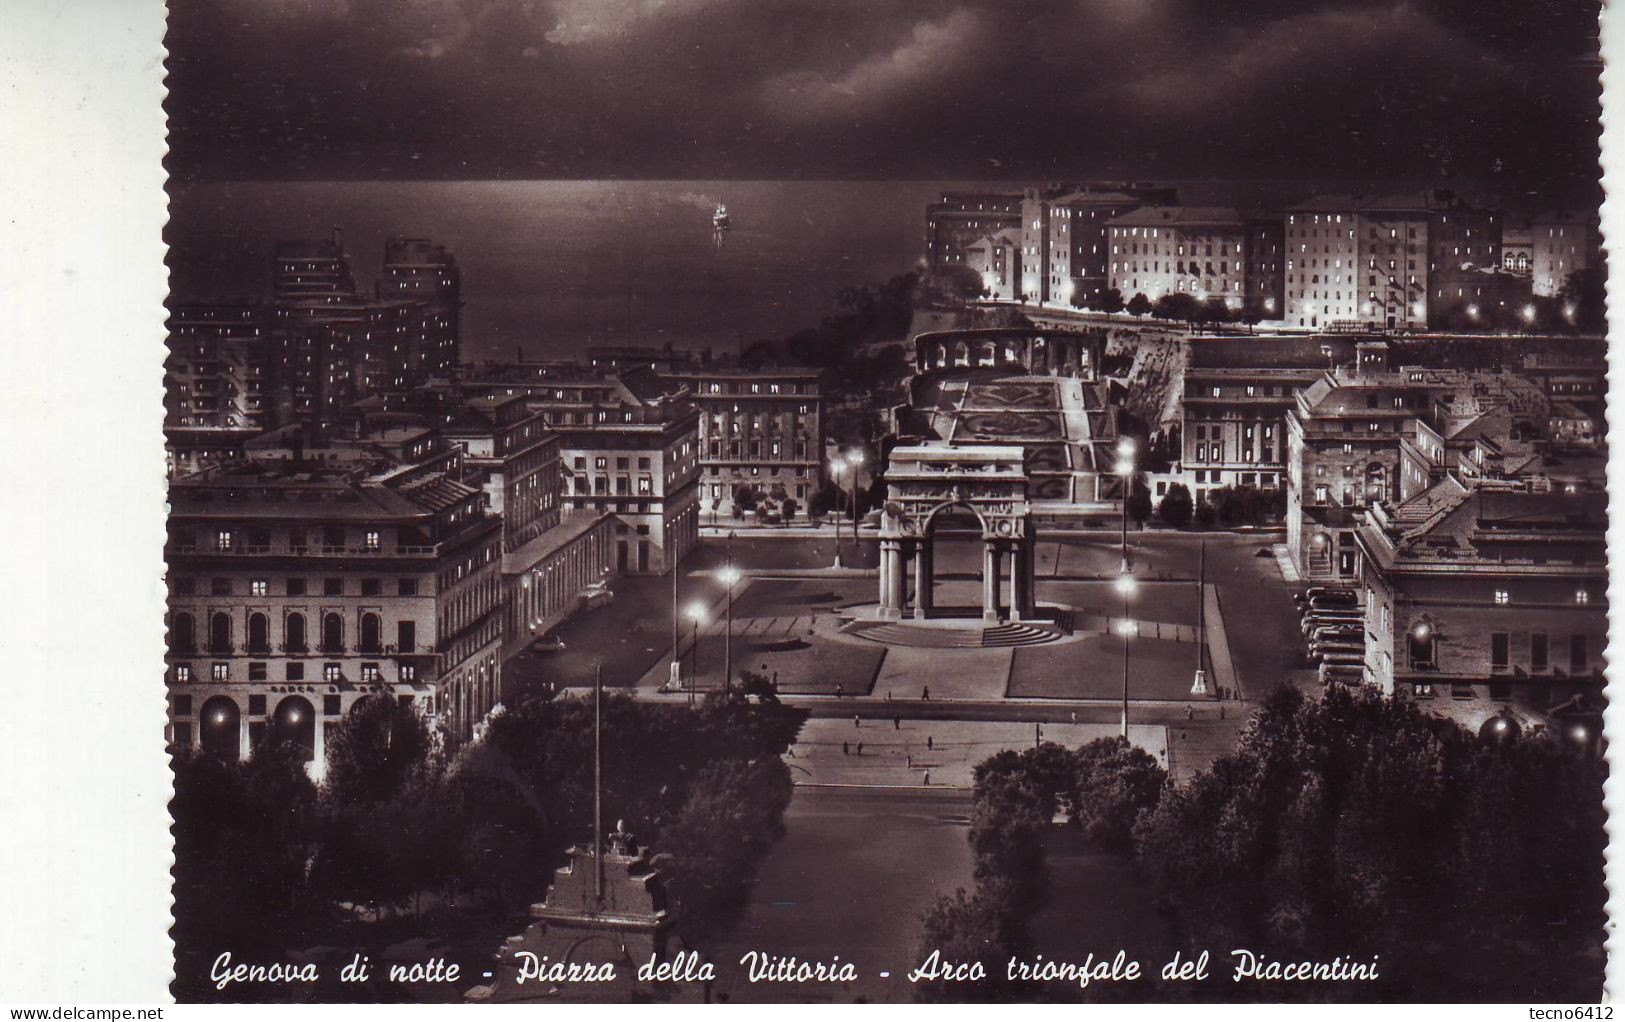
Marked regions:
[703,786,973,1003]
[702,785,1170,1003]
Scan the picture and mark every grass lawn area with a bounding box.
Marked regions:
[1008,634,1206,700]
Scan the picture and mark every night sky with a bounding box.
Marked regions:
[165,0,1602,200]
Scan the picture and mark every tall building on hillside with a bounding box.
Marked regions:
[925,192,1022,270]
[164,452,505,773]
[1530,210,1599,297]
[964,228,1024,301]
[1042,189,1147,307]
[666,368,824,520]
[1284,191,1502,330]
[1106,207,1256,309]
[1285,196,1431,331]
[1501,219,1534,276]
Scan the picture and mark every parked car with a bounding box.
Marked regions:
[1310,642,1365,662]
[580,579,614,610]
[1320,663,1364,684]
[1319,652,1365,666]
[1306,617,1358,640]
[1307,593,1360,613]
[1294,584,1355,607]
[526,633,567,655]
[1302,612,1362,636]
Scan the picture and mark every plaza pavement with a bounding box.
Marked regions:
[783,718,1168,788]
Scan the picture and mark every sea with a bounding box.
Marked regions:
[165,180,971,363]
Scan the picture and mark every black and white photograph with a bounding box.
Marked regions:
[0,0,1619,1008]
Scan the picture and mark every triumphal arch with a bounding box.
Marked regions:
[877,445,1035,622]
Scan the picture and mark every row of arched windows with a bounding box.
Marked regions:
[169,610,383,655]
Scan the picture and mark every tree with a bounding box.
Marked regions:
[916,886,1035,1002]
[808,481,839,521]
[732,484,761,516]
[1126,292,1153,319]
[1193,496,1217,528]
[779,496,799,522]
[170,740,321,991]
[323,694,434,806]
[1200,297,1233,324]
[658,757,794,940]
[1158,483,1194,528]
[1127,480,1153,524]
[1560,265,1606,333]
[1154,292,1200,324]
[1097,287,1126,316]
[1240,302,1264,332]
[1071,736,1166,852]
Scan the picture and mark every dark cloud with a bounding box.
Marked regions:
[164,0,1601,196]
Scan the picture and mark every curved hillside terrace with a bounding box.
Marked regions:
[905,370,1117,513]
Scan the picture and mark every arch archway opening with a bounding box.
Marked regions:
[273,696,316,763]
[199,696,241,761]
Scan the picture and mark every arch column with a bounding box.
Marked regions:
[1013,534,1035,620]
[1006,540,1023,622]
[913,541,933,620]
[982,540,1001,622]
[879,538,906,620]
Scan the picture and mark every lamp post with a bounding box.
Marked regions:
[1116,573,1136,738]
[829,449,866,569]
[1191,538,1209,696]
[1114,438,1137,739]
[847,451,865,562]
[685,602,706,705]
[1115,436,1136,574]
[668,537,682,689]
[720,533,741,695]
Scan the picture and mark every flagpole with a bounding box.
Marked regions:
[593,662,604,905]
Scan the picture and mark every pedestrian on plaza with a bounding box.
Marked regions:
[927,735,933,751]
[1070,711,1077,725]
[923,771,931,786]
[894,716,900,730]
[922,685,931,701]
[1186,705,1194,720]
[857,742,863,756]
[854,715,860,729]
[1219,705,1226,720]
[907,754,913,768]
[843,741,849,756]
[836,683,845,699]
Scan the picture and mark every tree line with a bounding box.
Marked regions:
[917,686,1604,1001]
[171,688,805,1000]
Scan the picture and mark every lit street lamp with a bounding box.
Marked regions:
[720,536,741,695]
[685,602,707,705]
[1116,611,1136,738]
[1114,437,1137,738]
[830,449,865,569]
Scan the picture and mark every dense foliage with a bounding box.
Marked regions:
[171,690,806,998]
[916,738,1167,1001]
[1134,686,1606,1000]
